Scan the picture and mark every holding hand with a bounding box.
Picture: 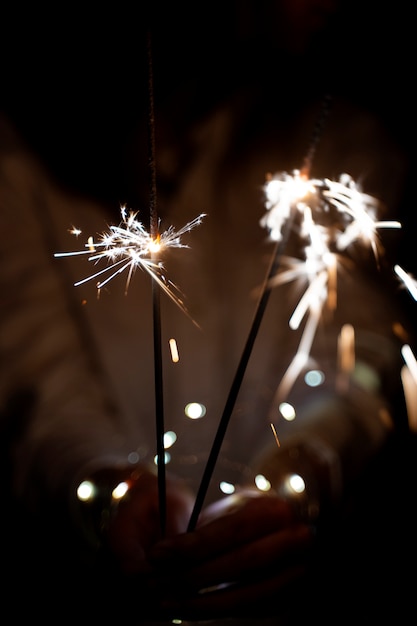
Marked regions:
[148,489,315,620]
[92,464,194,574]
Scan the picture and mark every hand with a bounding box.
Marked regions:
[148,489,315,620]
[103,465,194,575]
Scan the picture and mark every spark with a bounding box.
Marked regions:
[262,170,401,258]
[169,338,180,363]
[270,423,281,447]
[394,264,417,301]
[261,170,401,402]
[337,323,355,393]
[401,344,417,432]
[401,344,417,383]
[322,175,401,258]
[55,206,205,320]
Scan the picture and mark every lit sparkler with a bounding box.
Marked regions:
[261,169,401,402]
[55,206,205,321]
[187,165,402,531]
[55,204,205,537]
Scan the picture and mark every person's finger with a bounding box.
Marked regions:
[176,523,313,591]
[150,495,295,563]
[106,477,194,573]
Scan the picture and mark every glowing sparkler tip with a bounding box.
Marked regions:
[261,170,399,255]
[55,207,205,323]
[261,170,401,403]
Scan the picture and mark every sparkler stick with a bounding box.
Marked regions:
[55,212,204,539]
[187,209,296,531]
[55,32,204,537]
[187,97,334,531]
[147,30,167,537]
[300,93,333,178]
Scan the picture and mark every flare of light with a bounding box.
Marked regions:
[274,300,321,404]
[336,323,355,392]
[286,473,306,495]
[77,480,95,502]
[395,264,417,301]
[163,430,177,449]
[261,170,401,403]
[401,365,417,432]
[255,474,272,491]
[127,451,140,464]
[55,206,205,320]
[185,402,206,419]
[401,308,417,418]
[154,451,171,465]
[304,369,325,387]
[260,170,315,241]
[338,324,355,373]
[401,344,417,383]
[270,422,281,447]
[325,175,401,258]
[278,402,296,421]
[169,338,180,362]
[219,481,235,494]
[112,481,129,500]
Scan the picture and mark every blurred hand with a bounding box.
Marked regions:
[148,488,315,620]
[103,465,194,575]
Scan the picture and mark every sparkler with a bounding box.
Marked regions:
[187,98,335,531]
[56,30,205,536]
[55,208,204,535]
[187,166,402,531]
[54,206,205,320]
[262,169,401,405]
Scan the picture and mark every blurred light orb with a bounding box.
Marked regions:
[353,361,380,391]
[185,402,206,419]
[77,480,95,502]
[112,481,129,500]
[154,451,171,465]
[286,473,306,494]
[304,369,325,387]
[255,474,271,491]
[220,481,235,494]
[164,430,177,448]
[127,451,140,464]
[279,401,296,421]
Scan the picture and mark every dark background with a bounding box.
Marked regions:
[1,1,415,209]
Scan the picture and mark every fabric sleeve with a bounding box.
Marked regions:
[0,118,134,524]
